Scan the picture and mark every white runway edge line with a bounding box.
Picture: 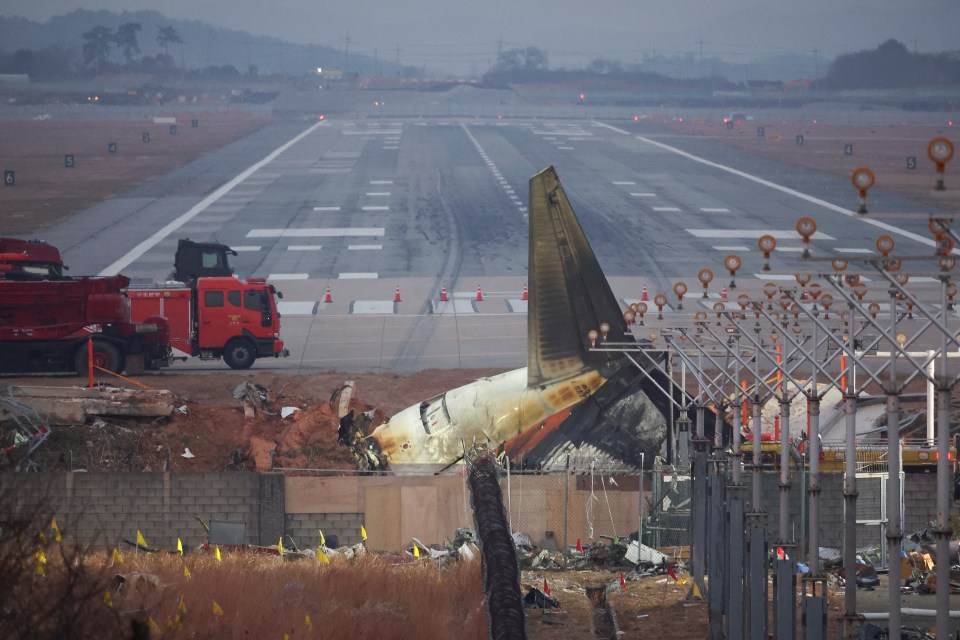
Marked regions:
[99,121,325,275]
[593,121,938,249]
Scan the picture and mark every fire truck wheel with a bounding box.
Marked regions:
[74,341,123,376]
[223,338,256,370]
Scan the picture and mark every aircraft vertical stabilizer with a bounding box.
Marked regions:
[527,166,627,386]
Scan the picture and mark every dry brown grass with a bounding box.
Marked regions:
[100,550,489,639]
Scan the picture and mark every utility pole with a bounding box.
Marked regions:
[812,48,820,77]
[343,33,350,75]
[395,44,400,76]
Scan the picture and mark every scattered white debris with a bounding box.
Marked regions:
[281,406,300,419]
[176,405,188,414]
[181,448,195,459]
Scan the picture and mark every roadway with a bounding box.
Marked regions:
[34,112,955,374]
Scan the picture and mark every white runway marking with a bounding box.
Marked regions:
[231,245,262,252]
[277,301,318,315]
[652,207,681,212]
[366,192,391,196]
[712,245,749,251]
[362,206,390,211]
[751,274,800,281]
[834,247,872,253]
[287,245,323,251]
[348,244,382,250]
[269,273,310,280]
[594,120,939,250]
[558,146,574,150]
[100,121,325,275]
[370,180,393,185]
[352,301,396,314]
[339,272,379,279]
[700,207,730,213]
[686,229,835,240]
[313,206,341,211]
[612,181,636,185]
[247,227,385,238]
[630,192,656,197]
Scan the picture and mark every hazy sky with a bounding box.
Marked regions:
[5,0,959,74]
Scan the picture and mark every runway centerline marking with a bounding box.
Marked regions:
[593,121,939,249]
[99,120,325,275]
[313,206,341,211]
[701,207,730,213]
[288,245,323,251]
[348,244,382,250]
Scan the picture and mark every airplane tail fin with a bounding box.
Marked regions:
[527,166,627,387]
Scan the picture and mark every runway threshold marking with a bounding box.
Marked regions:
[99,121,325,275]
[593,121,940,250]
[247,227,384,238]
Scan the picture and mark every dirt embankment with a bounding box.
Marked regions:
[5,369,505,473]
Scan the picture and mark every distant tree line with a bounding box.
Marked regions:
[827,39,960,89]
[0,22,248,81]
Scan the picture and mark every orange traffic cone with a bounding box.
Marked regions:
[620,572,626,591]
[440,286,448,302]
[476,285,483,302]
[641,286,648,301]
[394,285,402,303]
[522,284,528,301]
[576,538,583,554]
[323,286,333,303]
[543,577,550,596]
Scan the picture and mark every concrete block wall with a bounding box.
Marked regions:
[0,470,948,554]
[1,472,284,550]
[739,471,943,551]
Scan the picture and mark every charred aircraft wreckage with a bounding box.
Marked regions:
[339,166,727,472]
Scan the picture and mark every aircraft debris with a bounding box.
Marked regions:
[280,406,299,419]
[232,381,272,417]
[181,448,195,459]
[0,387,52,469]
[523,586,560,609]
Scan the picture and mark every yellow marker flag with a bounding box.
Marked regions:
[212,601,224,617]
[361,525,367,541]
[215,545,222,561]
[148,618,160,634]
[112,548,124,564]
[51,517,62,542]
[177,538,183,556]
[317,548,329,564]
[305,614,313,630]
[103,590,113,608]
[278,536,284,557]
[183,565,192,579]
[413,544,420,559]
[178,595,188,615]
[136,530,149,548]
[35,563,45,577]
[284,635,291,640]
[38,531,47,545]
[692,583,703,600]
[318,529,325,547]
[167,615,183,630]
[35,549,47,565]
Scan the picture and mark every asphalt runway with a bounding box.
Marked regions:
[35,112,956,374]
